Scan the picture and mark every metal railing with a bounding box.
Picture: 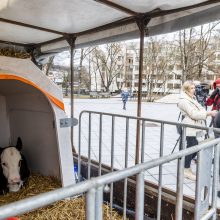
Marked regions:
[0,138,219,219]
[77,110,220,219]
[0,111,220,220]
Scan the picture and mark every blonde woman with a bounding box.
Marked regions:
[178,81,217,180]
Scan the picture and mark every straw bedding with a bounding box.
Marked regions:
[0,174,124,220]
[0,48,31,59]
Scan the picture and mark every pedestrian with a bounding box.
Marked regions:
[121,88,129,110]
[206,78,220,126]
[178,81,217,180]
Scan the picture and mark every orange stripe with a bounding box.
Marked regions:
[0,74,64,110]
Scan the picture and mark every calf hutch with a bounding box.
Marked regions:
[0,56,75,187]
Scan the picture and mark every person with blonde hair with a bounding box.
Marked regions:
[178,80,217,180]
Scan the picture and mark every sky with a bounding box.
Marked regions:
[53,22,220,68]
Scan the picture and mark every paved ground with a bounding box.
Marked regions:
[64,97,215,201]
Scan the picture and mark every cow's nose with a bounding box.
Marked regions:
[9,177,21,183]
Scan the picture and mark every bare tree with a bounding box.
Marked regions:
[176,22,220,82]
[80,66,90,91]
[142,37,176,101]
[77,47,95,95]
[91,43,124,92]
[62,70,70,96]
[43,56,55,76]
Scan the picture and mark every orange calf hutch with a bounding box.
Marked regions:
[0,56,75,187]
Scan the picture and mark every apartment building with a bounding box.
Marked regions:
[102,39,220,94]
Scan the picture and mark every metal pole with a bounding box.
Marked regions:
[123,118,129,220]
[135,171,145,220]
[66,35,77,153]
[86,188,96,220]
[110,116,115,218]
[211,143,220,220]
[88,112,92,179]
[135,18,145,165]
[78,113,82,182]
[175,126,186,220]
[98,114,103,176]
[157,122,164,220]
[95,186,103,220]
[141,119,146,163]
[135,16,150,164]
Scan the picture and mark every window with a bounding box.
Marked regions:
[157,75,163,80]
[167,83,173,89]
[175,75,181,80]
[151,75,156,80]
[174,84,180,89]
[128,58,133,64]
[126,66,133,71]
[126,82,131,87]
[135,65,139,71]
[207,75,214,80]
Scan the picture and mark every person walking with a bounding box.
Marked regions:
[178,81,217,180]
[121,88,129,110]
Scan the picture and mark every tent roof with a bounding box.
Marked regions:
[0,0,220,53]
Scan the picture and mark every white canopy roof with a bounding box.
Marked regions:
[0,0,220,53]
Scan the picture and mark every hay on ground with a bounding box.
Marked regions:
[0,174,126,220]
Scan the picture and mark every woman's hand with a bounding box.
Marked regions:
[207,110,218,117]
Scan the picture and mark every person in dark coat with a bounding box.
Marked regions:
[121,88,129,110]
[206,78,220,111]
[213,111,220,197]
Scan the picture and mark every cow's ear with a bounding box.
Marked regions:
[16,137,22,151]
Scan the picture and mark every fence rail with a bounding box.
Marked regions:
[0,138,219,219]
[0,111,220,219]
[77,110,220,219]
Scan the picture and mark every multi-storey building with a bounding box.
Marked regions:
[90,38,220,94]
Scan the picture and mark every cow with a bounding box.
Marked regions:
[0,137,30,194]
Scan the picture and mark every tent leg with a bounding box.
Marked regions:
[66,35,77,153]
[135,17,150,164]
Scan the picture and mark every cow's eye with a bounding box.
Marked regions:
[1,162,6,167]
[18,160,22,167]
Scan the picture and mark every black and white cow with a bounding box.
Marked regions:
[0,137,30,194]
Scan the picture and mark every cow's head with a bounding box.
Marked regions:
[0,137,24,192]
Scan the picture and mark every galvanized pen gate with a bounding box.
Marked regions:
[0,111,220,220]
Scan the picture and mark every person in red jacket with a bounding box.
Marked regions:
[206,78,220,110]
